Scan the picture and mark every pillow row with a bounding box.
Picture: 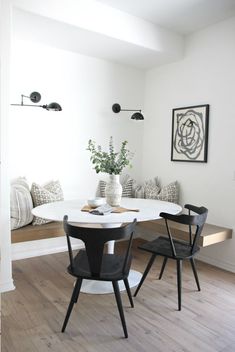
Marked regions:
[98,174,179,204]
[10,178,64,230]
[134,178,179,204]
[11,175,179,230]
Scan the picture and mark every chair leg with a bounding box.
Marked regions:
[133,253,156,297]
[159,257,168,280]
[123,278,134,308]
[176,260,182,311]
[61,278,83,332]
[112,281,128,338]
[190,257,201,291]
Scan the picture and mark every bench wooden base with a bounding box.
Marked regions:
[137,219,233,247]
[11,219,232,247]
[11,222,64,243]
[11,222,102,243]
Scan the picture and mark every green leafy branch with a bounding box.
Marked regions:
[87,136,133,175]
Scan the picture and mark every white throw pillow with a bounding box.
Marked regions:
[10,177,34,230]
[156,181,179,204]
[132,177,160,199]
[31,180,64,225]
[144,178,161,199]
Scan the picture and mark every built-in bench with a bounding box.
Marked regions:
[137,219,233,247]
[11,219,233,247]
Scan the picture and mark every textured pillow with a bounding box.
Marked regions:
[99,175,133,198]
[10,177,34,230]
[144,179,161,199]
[156,181,179,204]
[31,180,64,225]
[133,177,179,204]
[132,177,160,199]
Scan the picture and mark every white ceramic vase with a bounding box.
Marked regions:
[105,174,122,206]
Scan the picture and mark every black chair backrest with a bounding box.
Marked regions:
[159,204,208,257]
[63,216,137,277]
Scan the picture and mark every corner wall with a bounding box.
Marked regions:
[143,16,235,272]
[10,39,145,198]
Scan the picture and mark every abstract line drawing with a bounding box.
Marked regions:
[171,105,209,162]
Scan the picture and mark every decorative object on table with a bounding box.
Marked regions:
[105,174,123,207]
[87,137,133,206]
[98,174,133,198]
[171,104,209,162]
[11,91,62,111]
[112,103,144,120]
[31,180,64,225]
[81,205,139,213]
[89,203,114,215]
[87,197,105,208]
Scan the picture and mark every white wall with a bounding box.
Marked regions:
[143,16,235,272]
[10,39,145,199]
[0,0,15,293]
[9,9,235,273]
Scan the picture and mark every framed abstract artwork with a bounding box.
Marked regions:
[171,104,209,162]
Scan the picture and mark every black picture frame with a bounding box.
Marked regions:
[171,104,209,162]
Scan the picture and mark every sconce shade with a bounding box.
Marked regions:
[131,112,144,120]
[112,103,144,120]
[43,102,62,111]
[11,91,62,111]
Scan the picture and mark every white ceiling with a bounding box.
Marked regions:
[12,0,235,70]
[97,0,235,34]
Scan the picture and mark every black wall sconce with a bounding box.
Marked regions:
[112,103,144,120]
[11,91,62,111]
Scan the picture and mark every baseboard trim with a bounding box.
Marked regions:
[0,279,15,293]
[196,253,235,273]
[11,236,84,260]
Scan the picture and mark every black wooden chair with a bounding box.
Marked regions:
[134,204,208,310]
[62,216,137,338]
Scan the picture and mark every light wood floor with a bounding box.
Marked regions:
[2,239,235,352]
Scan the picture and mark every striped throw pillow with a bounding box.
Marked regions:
[10,177,34,230]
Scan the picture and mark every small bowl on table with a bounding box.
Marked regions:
[87,197,105,208]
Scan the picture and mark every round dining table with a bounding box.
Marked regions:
[32,198,181,294]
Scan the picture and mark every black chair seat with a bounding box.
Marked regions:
[134,204,208,311]
[68,250,131,281]
[138,236,200,260]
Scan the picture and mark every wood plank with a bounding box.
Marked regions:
[11,222,103,244]
[137,219,233,247]
[11,219,233,247]
[2,239,235,352]
[11,222,65,243]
